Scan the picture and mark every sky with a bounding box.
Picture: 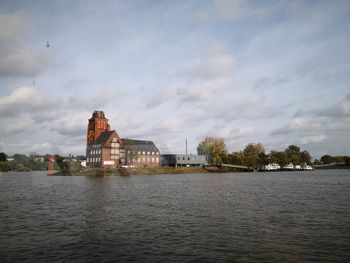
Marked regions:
[0,0,349,159]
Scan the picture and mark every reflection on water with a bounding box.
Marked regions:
[0,170,349,262]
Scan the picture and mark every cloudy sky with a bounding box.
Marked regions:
[0,0,349,158]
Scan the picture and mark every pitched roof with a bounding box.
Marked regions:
[95,131,116,145]
[121,138,159,152]
[121,139,153,145]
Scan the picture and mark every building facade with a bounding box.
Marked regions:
[161,154,207,167]
[86,111,160,168]
[122,139,160,167]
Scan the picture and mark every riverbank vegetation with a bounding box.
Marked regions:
[0,152,84,172]
[196,137,350,170]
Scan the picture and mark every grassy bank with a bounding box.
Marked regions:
[126,166,210,175]
[52,166,213,176]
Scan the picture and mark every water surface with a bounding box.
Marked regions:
[0,170,349,262]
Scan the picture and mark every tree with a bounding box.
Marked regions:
[269,151,288,166]
[258,152,269,166]
[197,137,227,166]
[13,154,29,167]
[300,150,312,164]
[344,156,350,166]
[225,151,243,165]
[242,143,265,170]
[285,145,301,164]
[320,155,334,164]
[0,152,7,162]
[0,161,10,172]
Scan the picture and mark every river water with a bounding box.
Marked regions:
[0,170,349,262]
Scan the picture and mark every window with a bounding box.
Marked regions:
[156,152,159,155]
[138,151,141,155]
[183,157,185,160]
[127,151,130,154]
[147,157,150,162]
[142,157,145,162]
[151,157,154,162]
[111,142,119,148]
[147,152,150,155]
[188,157,190,160]
[156,157,159,162]
[152,152,154,155]
[142,151,146,155]
[177,157,180,160]
[137,158,140,163]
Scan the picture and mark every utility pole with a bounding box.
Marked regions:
[186,138,188,155]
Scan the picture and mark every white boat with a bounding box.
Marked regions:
[294,165,302,170]
[264,163,281,171]
[283,163,294,170]
[302,164,314,171]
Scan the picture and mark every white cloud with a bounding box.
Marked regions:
[0,50,53,77]
[295,94,350,118]
[0,86,55,116]
[178,50,235,80]
[50,112,90,137]
[0,117,35,135]
[0,11,28,46]
[301,134,325,144]
[145,43,235,108]
[0,11,54,78]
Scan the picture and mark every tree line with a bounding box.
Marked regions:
[196,137,350,170]
[0,152,85,172]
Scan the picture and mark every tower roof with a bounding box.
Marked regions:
[91,110,106,119]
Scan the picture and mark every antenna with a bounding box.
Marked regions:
[186,138,188,155]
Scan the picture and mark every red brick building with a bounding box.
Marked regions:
[86,111,160,168]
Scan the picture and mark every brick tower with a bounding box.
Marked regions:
[86,111,110,145]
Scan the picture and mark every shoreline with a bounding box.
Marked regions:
[51,166,218,176]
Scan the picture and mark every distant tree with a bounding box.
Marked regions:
[344,156,350,166]
[300,150,312,164]
[285,145,301,164]
[225,151,243,165]
[258,152,269,166]
[0,152,7,162]
[197,137,227,166]
[320,155,334,164]
[14,163,31,172]
[334,156,344,163]
[242,143,265,170]
[0,161,10,172]
[313,159,321,165]
[269,151,288,166]
[13,154,29,167]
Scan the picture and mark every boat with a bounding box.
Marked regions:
[302,164,314,171]
[264,163,281,171]
[283,163,294,171]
